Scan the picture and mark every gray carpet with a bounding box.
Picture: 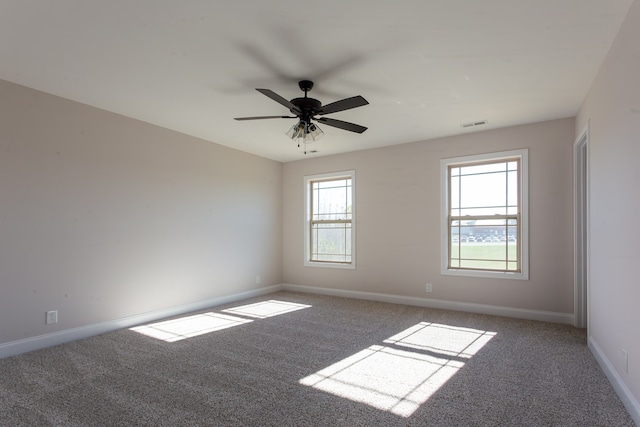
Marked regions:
[0,291,635,426]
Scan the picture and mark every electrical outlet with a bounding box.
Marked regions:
[425,283,433,293]
[256,275,261,285]
[46,310,58,325]
[622,350,628,373]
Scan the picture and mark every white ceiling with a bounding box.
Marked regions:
[0,1,633,162]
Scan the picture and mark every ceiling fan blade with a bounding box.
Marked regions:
[234,115,296,121]
[317,117,368,133]
[319,95,369,115]
[256,88,301,114]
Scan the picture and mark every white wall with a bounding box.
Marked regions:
[0,79,282,345]
[576,0,640,417]
[283,118,575,315]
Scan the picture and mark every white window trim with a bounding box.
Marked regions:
[304,170,356,269]
[440,149,529,280]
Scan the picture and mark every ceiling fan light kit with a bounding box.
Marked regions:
[235,80,368,154]
[286,120,324,154]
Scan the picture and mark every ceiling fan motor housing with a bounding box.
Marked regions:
[290,97,322,118]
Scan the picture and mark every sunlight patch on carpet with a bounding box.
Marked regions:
[299,322,496,417]
[130,312,253,342]
[222,300,312,319]
[384,322,496,359]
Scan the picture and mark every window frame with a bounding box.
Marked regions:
[440,149,529,280]
[304,170,356,269]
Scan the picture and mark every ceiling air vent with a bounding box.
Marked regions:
[461,120,487,128]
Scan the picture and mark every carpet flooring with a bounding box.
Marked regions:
[0,291,635,426]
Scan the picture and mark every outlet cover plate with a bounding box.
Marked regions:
[46,310,58,325]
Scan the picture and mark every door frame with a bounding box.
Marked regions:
[573,123,590,329]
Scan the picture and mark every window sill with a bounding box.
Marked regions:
[441,268,528,281]
[304,261,356,270]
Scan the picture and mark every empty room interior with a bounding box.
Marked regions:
[1,1,639,425]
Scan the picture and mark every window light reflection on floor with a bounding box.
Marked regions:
[130,300,312,342]
[299,322,496,417]
[222,300,312,319]
[130,312,253,342]
[384,322,496,359]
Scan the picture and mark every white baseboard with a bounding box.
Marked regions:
[0,285,283,360]
[281,283,575,325]
[589,336,640,426]
[0,283,575,360]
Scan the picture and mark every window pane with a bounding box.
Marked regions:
[507,243,518,261]
[450,175,460,210]
[507,170,518,209]
[311,222,351,262]
[315,189,346,219]
[459,242,505,260]
[452,240,519,271]
[309,176,353,263]
[459,173,506,212]
[460,259,508,270]
[312,180,352,221]
[447,157,521,273]
[456,207,517,217]
[316,178,350,189]
[459,162,506,176]
[451,240,460,259]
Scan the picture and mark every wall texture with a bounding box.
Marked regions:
[283,118,575,314]
[0,80,282,345]
[576,0,640,413]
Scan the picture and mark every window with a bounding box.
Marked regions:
[441,149,528,280]
[304,171,355,268]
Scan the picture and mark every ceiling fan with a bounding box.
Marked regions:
[234,80,368,153]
